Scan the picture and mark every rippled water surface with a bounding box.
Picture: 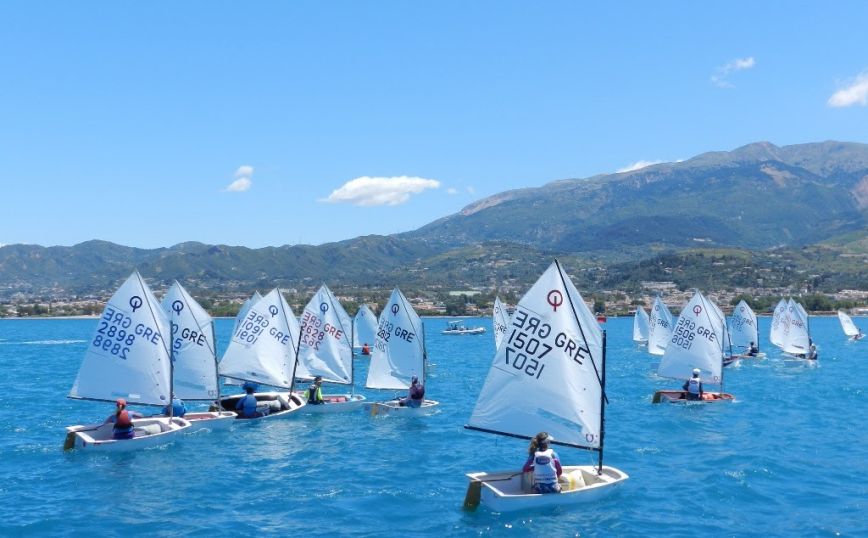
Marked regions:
[1,316,866,536]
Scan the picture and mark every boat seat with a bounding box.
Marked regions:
[134,423,163,436]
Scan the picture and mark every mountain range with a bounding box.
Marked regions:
[3,140,868,300]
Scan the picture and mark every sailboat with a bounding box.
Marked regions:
[224,291,263,387]
[64,271,192,451]
[161,281,236,429]
[492,296,509,350]
[295,284,366,412]
[215,288,306,419]
[632,306,650,345]
[365,287,438,415]
[647,296,673,356]
[464,260,628,512]
[838,310,863,341]
[352,303,378,356]
[652,291,735,403]
[769,298,790,352]
[724,300,765,365]
[781,298,816,365]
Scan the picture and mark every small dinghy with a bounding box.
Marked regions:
[366,288,438,414]
[217,288,308,420]
[647,296,674,356]
[726,300,765,365]
[633,305,650,346]
[65,271,192,451]
[838,310,864,341]
[652,291,735,405]
[492,297,509,351]
[295,284,367,413]
[466,465,629,513]
[215,391,305,420]
[162,281,237,429]
[352,304,378,357]
[464,260,628,512]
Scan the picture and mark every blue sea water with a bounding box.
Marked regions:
[0,315,866,537]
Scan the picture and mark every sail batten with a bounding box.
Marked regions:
[468,261,604,450]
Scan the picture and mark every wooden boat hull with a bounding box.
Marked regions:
[185,411,237,430]
[366,399,439,416]
[64,417,191,451]
[465,465,628,512]
[651,390,734,404]
[297,394,367,413]
[214,391,306,421]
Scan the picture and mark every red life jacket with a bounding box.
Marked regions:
[115,409,132,429]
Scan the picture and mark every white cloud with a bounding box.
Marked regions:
[447,187,458,195]
[617,160,664,173]
[828,72,868,107]
[224,165,253,192]
[321,176,440,206]
[225,177,252,192]
[711,56,756,88]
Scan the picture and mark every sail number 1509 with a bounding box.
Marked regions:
[504,346,546,379]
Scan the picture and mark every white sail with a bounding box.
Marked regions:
[657,291,725,385]
[632,306,650,344]
[783,299,810,355]
[297,284,354,384]
[161,282,218,400]
[769,299,789,350]
[729,300,759,352]
[647,296,674,356]
[708,297,732,356]
[365,288,425,390]
[493,296,510,350]
[838,310,860,337]
[352,304,378,349]
[234,291,263,333]
[218,288,299,389]
[70,271,172,406]
[467,261,604,449]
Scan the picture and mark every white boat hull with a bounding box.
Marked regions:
[442,328,486,335]
[184,411,237,430]
[64,416,191,451]
[297,394,367,413]
[466,465,628,512]
[366,399,439,416]
[782,354,819,367]
[214,391,306,421]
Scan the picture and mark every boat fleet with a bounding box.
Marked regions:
[63,264,862,513]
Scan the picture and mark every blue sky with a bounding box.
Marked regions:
[2,1,867,248]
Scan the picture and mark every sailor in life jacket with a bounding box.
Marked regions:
[105,398,143,440]
[747,342,759,357]
[236,382,267,418]
[361,343,370,355]
[400,376,425,408]
[307,376,324,405]
[522,432,563,494]
[682,368,703,400]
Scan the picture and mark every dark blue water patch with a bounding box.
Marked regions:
[0,316,865,536]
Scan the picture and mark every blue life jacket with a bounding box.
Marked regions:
[236,394,258,417]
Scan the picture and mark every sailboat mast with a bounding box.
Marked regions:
[287,292,302,394]
[212,319,221,402]
[598,330,607,474]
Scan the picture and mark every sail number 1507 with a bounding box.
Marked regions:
[504,346,546,379]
